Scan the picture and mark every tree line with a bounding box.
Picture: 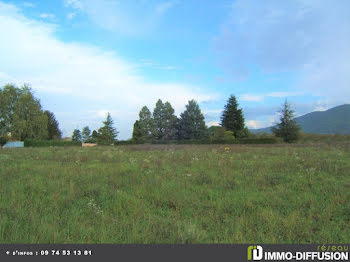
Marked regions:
[131,96,250,142]
[0,84,61,141]
[71,113,119,144]
[1,83,301,144]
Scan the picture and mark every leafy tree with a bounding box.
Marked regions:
[0,84,26,136]
[11,88,48,140]
[210,126,235,141]
[45,110,62,140]
[72,129,82,141]
[221,95,247,138]
[97,113,118,144]
[271,100,301,143]
[81,126,91,142]
[178,100,207,140]
[132,106,155,141]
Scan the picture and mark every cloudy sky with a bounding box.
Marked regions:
[0,0,349,139]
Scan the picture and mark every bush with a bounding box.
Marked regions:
[0,136,9,146]
[24,139,82,147]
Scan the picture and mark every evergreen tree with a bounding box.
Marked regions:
[91,130,98,139]
[132,106,155,141]
[178,100,207,140]
[45,110,62,140]
[271,100,301,143]
[81,126,91,142]
[153,99,165,140]
[132,120,143,141]
[152,100,178,140]
[72,129,82,141]
[221,95,247,138]
[97,113,118,144]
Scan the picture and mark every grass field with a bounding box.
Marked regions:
[0,144,349,243]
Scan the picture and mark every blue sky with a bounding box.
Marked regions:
[0,0,349,139]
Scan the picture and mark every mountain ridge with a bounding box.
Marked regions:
[250,104,350,134]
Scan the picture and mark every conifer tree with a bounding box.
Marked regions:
[221,95,248,138]
[271,100,301,143]
[97,113,118,144]
[178,100,207,140]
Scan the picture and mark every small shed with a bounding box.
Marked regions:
[3,141,24,148]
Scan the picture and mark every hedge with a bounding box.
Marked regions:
[114,138,282,145]
[24,139,82,147]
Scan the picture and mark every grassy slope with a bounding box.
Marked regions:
[0,144,349,243]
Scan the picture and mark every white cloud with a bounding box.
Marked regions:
[39,13,55,19]
[156,1,178,14]
[240,94,264,102]
[240,92,304,102]
[246,120,265,129]
[0,1,216,139]
[64,0,177,35]
[65,0,83,10]
[67,12,76,19]
[215,0,350,100]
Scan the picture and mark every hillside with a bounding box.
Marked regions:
[251,104,350,134]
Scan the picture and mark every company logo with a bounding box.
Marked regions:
[247,245,263,261]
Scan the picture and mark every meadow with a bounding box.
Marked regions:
[0,144,349,243]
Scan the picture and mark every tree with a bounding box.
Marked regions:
[132,120,143,141]
[153,100,178,140]
[0,84,26,136]
[221,95,248,138]
[132,106,155,141]
[210,127,235,141]
[152,100,178,140]
[45,110,62,140]
[81,126,91,142]
[91,130,98,139]
[72,129,82,141]
[271,100,301,143]
[11,88,48,140]
[178,100,207,140]
[97,113,118,144]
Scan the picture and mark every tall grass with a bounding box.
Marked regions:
[0,144,349,243]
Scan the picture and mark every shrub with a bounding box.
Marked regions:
[24,139,82,147]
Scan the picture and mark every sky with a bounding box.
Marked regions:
[0,0,349,139]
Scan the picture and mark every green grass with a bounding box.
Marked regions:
[0,144,349,243]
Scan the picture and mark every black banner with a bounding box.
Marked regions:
[0,244,348,262]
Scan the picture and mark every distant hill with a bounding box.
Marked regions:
[251,104,350,134]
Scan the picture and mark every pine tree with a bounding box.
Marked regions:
[81,126,91,142]
[153,99,165,140]
[72,129,82,141]
[152,99,177,140]
[97,113,118,144]
[271,100,301,143]
[162,102,178,140]
[221,95,248,138]
[132,120,143,141]
[132,106,155,141]
[45,110,62,140]
[178,100,207,140]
